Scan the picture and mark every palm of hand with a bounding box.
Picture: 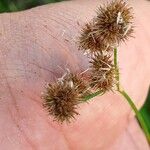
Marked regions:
[0,1,150,150]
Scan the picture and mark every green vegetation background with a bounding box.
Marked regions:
[0,0,150,133]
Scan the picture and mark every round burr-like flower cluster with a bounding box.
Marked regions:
[43,72,90,123]
[79,0,134,92]
[79,23,112,53]
[79,0,133,53]
[94,0,134,45]
[43,0,134,123]
[90,53,116,92]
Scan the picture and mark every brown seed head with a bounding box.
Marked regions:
[63,73,91,97]
[94,0,134,45]
[43,72,89,123]
[90,53,116,92]
[90,52,113,72]
[79,23,112,54]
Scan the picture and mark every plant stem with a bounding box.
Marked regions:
[83,91,103,102]
[114,48,150,144]
[114,48,120,91]
[119,90,150,143]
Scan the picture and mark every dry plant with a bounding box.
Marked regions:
[42,0,150,144]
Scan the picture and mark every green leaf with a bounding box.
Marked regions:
[140,89,150,133]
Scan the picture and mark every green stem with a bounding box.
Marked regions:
[83,91,103,102]
[114,48,120,91]
[114,48,150,144]
[119,90,150,143]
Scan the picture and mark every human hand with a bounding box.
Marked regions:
[0,0,150,149]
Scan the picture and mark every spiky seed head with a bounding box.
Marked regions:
[90,52,113,72]
[43,72,90,123]
[90,53,115,92]
[94,0,134,45]
[90,68,115,92]
[79,23,112,53]
[63,73,91,97]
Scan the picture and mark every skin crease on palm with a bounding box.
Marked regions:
[0,0,150,149]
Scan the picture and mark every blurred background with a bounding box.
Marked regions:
[0,0,64,12]
[0,0,149,133]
